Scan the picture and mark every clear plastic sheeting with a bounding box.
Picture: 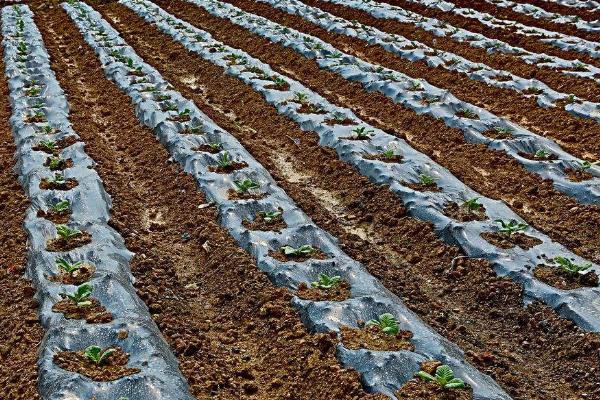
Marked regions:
[1,4,193,399]
[63,1,515,398]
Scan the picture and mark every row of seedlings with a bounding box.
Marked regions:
[322,0,600,85]
[62,1,514,398]
[479,0,600,32]
[244,0,600,123]
[407,0,600,59]
[122,0,600,330]
[183,0,600,205]
[1,4,194,399]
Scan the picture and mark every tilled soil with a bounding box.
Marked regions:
[300,0,600,160]
[34,5,382,399]
[98,2,600,399]
[381,0,600,69]
[0,34,44,400]
[154,0,600,270]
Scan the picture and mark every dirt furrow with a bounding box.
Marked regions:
[232,0,600,164]
[307,0,600,103]
[33,5,377,399]
[94,2,600,399]
[0,27,44,400]
[380,0,600,69]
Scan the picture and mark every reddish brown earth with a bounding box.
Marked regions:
[93,2,600,399]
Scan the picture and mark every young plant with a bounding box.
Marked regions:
[50,172,66,186]
[311,273,341,290]
[270,76,287,88]
[56,258,83,274]
[233,178,259,193]
[47,157,63,170]
[258,210,282,223]
[56,224,81,240]
[39,125,54,135]
[50,199,70,213]
[408,81,423,91]
[463,197,482,211]
[457,108,478,119]
[293,92,308,103]
[177,108,191,118]
[416,364,465,389]
[578,160,600,171]
[366,313,399,335]
[216,151,232,168]
[495,219,527,236]
[554,256,592,274]
[84,345,115,365]
[352,126,374,139]
[493,126,513,137]
[40,140,56,151]
[281,244,316,257]
[65,283,92,307]
[207,141,223,151]
[534,149,551,159]
[418,173,436,186]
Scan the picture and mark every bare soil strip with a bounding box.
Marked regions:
[34,6,378,399]
[260,0,600,163]
[96,2,600,399]
[308,0,600,103]
[380,0,600,69]
[0,32,43,400]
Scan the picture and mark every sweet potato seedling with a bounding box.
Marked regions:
[366,313,399,335]
[352,126,374,139]
[311,273,341,290]
[56,258,83,274]
[216,151,233,168]
[294,92,308,103]
[234,178,259,193]
[418,174,436,185]
[50,199,70,213]
[281,245,316,257]
[50,173,66,186]
[578,160,600,171]
[258,210,282,222]
[554,256,592,274]
[56,224,81,241]
[84,345,115,365]
[65,283,92,307]
[416,364,465,389]
[534,149,552,159]
[495,219,527,236]
[463,197,482,211]
[40,140,56,151]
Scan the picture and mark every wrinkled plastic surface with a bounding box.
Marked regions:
[2,5,193,399]
[65,2,514,398]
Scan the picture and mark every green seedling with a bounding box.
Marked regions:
[155,93,171,101]
[56,224,81,240]
[65,283,92,307]
[325,52,342,59]
[352,126,374,139]
[382,148,396,159]
[26,87,41,97]
[40,125,54,135]
[534,149,551,159]
[421,94,440,105]
[50,199,70,213]
[495,219,528,236]
[50,172,66,186]
[216,151,232,168]
[207,142,223,151]
[408,81,423,91]
[554,256,592,274]
[294,92,308,103]
[17,41,27,55]
[332,111,348,122]
[270,76,287,88]
[311,273,341,290]
[234,178,259,193]
[457,108,478,119]
[39,140,56,151]
[258,210,282,223]
[463,197,482,211]
[84,345,115,365]
[572,62,588,72]
[566,94,577,104]
[281,245,316,257]
[416,364,465,389]
[56,258,83,274]
[493,126,512,137]
[418,174,436,185]
[162,101,178,111]
[17,19,25,32]
[578,160,600,171]
[366,313,399,335]
[48,157,63,170]
[178,108,191,118]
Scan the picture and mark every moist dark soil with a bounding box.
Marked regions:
[44,156,73,170]
[403,180,442,192]
[192,144,221,153]
[37,6,384,398]
[53,347,139,381]
[0,40,43,400]
[227,188,266,200]
[242,212,287,232]
[37,208,71,224]
[46,231,92,252]
[296,280,351,302]
[296,102,327,114]
[534,266,599,290]
[208,160,248,173]
[52,298,113,324]
[481,231,542,250]
[98,3,600,399]
[169,114,191,122]
[364,153,403,163]
[264,82,290,91]
[47,263,95,286]
[443,202,487,222]
[32,135,78,155]
[39,177,78,190]
[481,128,512,140]
[269,247,329,262]
[341,325,414,351]
[565,168,594,182]
[324,117,355,126]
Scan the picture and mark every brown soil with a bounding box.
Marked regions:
[481,231,542,250]
[227,188,266,200]
[39,177,78,190]
[534,265,599,290]
[46,231,92,252]
[381,0,600,69]
[341,325,414,351]
[517,151,559,161]
[269,247,329,262]
[208,160,248,173]
[44,156,73,171]
[242,211,287,232]
[32,135,78,155]
[237,0,600,162]
[47,263,96,286]
[37,208,71,224]
[53,347,140,382]
[36,6,384,398]
[93,3,600,399]
[0,39,43,400]
[364,153,404,163]
[403,181,442,192]
[565,168,595,182]
[52,297,113,324]
[296,280,351,301]
[192,143,222,153]
[174,0,600,266]
[481,128,512,140]
[443,202,487,222]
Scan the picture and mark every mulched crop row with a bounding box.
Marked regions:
[256,0,600,163]
[97,1,600,399]
[32,4,379,399]
[381,0,600,69]
[0,35,43,400]
[526,0,600,21]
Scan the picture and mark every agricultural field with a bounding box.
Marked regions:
[1,0,600,399]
